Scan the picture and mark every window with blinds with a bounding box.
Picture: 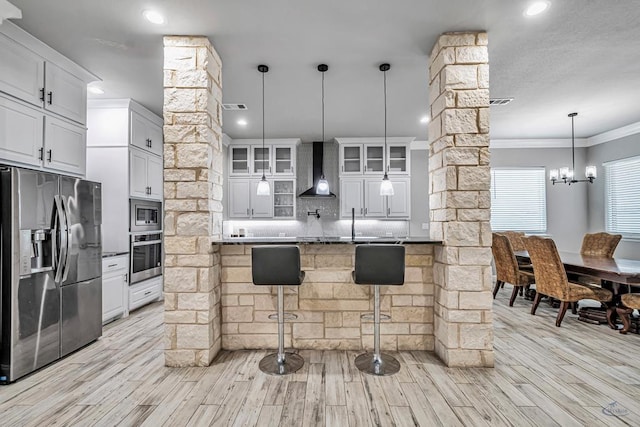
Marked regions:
[605,156,640,237]
[490,168,547,233]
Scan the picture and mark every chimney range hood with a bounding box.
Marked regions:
[298,141,336,198]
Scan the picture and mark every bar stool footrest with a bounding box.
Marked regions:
[259,352,304,375]
[360,313,391,321]
[354,352,400,376]
[268,312,298,321]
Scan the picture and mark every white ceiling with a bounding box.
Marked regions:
[8,0,640,141]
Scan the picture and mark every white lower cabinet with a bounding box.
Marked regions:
[340,177,410,218]
[129,276,163,311]
[227,178,275,218]
[102,255,128,324]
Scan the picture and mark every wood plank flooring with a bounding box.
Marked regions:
[1,288,639,426]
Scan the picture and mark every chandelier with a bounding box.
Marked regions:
[549,112,597,185]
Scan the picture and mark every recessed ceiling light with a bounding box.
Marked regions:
[142,10,165,25]
[420,116,430,124]
[237,119,247,126]
[87,84,104,95]
[524,1,550,17]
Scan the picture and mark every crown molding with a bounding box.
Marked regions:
[0,1,21,23]
[586,120,640,146]
[490,138,588,149]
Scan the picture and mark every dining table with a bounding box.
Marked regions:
[514,250,640,333]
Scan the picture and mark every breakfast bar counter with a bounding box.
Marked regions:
[216,238,440,352]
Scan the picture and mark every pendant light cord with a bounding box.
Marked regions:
[321,71,325,143]
[571,113,575,174]
[262,70,265,179]
[383,68,388,176]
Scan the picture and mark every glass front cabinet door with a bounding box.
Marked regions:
[273,146,295,175]
[364,144,384,174]
[229,145,250,176]
[386,143,409,174]
[253,146,271,175]
[340,144,362,174]
[273,180,295,218]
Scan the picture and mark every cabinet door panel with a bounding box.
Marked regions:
[253,146,271,175]
[250,180,274,217]
[44,62,86,124]
[102,274,125,323]
[129,149,149,199]
[387,144,409,174]
[340,144,362,174]
[0,96,43,167]
[273,146,294,175]
[228,180,251,218]
[0,33,45,107]
[364,179,385,217]
[387,179,410,217]
[364,144,384,174]
[340,179,364,218]
[147,122,163,157]
[44,116,86,176]
[130,111,149,152]
[147,155,163,200]
[229,145,250,176]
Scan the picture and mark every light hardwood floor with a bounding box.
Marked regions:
[1,288,639,426]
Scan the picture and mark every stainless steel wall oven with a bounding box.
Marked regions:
[129,199,162,284]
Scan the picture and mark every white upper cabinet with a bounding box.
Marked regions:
[131,110,163,156]
[340,179,365,218]
[387,178,410,217]
[337,138,412,177]
[129,148,162,201]
[0,21,97,177]
[0,94,85,176]
[227,179,274,218]
[0,32,44,107]
[43,62,86,125]
[0,28,89,125]
[364,179,386,217]
[228,139,299,177]
[44,115,86,176]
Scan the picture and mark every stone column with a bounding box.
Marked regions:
[428,32,494,367]
[163,36,224,366]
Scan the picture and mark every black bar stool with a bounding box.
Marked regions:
[353,244,405,375]
[251,245,305,375]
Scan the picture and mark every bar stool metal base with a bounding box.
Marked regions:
[354,352,401,376]
[259,352,304,375]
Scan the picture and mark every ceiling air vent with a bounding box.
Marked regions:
[222,103,248,111]
[489,98,514,106]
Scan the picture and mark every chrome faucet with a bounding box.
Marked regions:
[351,207,355,241]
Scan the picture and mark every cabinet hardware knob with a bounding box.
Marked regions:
[47,149,52,162]
[360,208,363,214]
[149,139,152,148]
[38,147,44,161]
[388,207,390,215]
[47,91,53,105]
[39,88,45,102]
[251,209,254,216]
[247,208,250,215]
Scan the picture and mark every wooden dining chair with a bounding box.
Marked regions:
[491,233,534,306]
[524,236,613,327]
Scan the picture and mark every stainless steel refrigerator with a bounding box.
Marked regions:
[0,166,102,383]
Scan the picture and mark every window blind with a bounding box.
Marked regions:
[490,168,547,233]
[605,156,640,237]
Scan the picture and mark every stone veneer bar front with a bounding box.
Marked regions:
[219,239,438,351]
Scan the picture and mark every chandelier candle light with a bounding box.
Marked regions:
[549,112,597,185]
[256,64,271,196]
[379,63,394,196]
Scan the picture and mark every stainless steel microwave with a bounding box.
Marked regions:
[130,199,162,232]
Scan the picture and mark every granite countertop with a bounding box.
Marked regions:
[216,236,440,244]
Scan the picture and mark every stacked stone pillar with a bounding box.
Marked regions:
[428,32,494,367]
[163,36,224,366]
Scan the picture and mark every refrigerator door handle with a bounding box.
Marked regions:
[53,195,69,283]
[60,196,72,283]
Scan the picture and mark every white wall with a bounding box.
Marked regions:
[490,147,589,253]
[587,133,640,259]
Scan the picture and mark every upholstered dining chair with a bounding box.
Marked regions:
[499,231,533,295]
[615,294,640,334]
[580,232,622,257]
[524,236,613,327]
[492,233,535,306]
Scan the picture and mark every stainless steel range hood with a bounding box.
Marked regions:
[298,141,336,198]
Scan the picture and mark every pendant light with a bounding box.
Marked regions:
[316,64,330,195]
[379,63,394,196]
[549,112,597,185]
[256,64,271,196]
